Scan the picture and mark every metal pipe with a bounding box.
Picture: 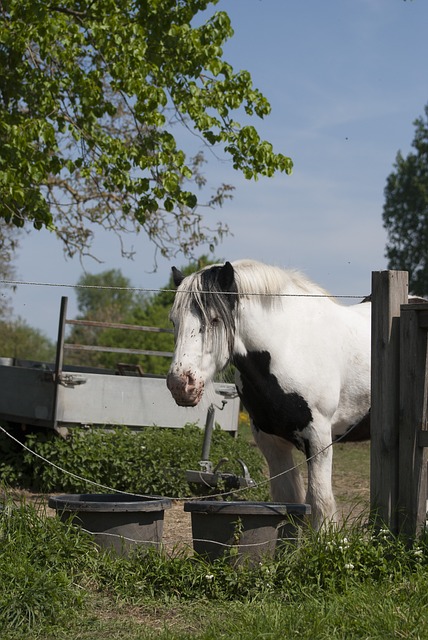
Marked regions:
[201,404,215,461]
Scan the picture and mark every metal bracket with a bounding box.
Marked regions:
[186,456,256,491]
[56,373,87,388]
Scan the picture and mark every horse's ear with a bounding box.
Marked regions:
[218,261,235,291]
[172,266,185,287]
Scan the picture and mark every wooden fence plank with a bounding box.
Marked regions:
[398,304,428,538]
[370,271,408,532]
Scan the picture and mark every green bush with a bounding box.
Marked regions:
[0,425,269,500]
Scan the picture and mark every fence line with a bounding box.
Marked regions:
[0,278,366,300]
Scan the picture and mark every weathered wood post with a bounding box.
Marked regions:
[398,303,428,538]
[370,271,408,532]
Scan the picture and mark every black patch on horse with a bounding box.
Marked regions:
[234,350,313,454]
[184,263,238,356]
[199,263,238,312]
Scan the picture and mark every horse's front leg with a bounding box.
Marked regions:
[251,424,306,504]
[304,419,337,529]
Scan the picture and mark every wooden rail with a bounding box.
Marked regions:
[66,318,174,334]
[59,297,174,360]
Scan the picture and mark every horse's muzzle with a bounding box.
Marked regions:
[166,370,204,407]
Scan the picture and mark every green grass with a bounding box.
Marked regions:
[6,568,428,640]
[2,488,428,640]
[0,430,418,640]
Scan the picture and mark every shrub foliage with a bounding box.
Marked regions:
[0,424,268,499]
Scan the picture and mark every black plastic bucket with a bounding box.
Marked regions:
[184,500,311,563]
[49,493,172,556]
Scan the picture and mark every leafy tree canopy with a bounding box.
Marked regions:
[383,103,428,296]
[0,0,292,262]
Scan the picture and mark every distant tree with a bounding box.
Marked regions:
[0,318,55,361]
[383,104,428,296]
[0,0,292,263]
[102,257,208,373]
[0,227,55,362]
[98,257,214,374]
[74,270,139,322]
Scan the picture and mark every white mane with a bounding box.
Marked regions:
[231,259,335,303]
[171,259,337,325]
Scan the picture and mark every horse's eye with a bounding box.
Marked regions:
[211,317,220,326]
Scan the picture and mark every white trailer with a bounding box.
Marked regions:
[0,297,239,434]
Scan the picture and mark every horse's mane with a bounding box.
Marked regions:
[171,259,336,323]
[230,259,335,302]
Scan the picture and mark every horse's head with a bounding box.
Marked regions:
[167,262,238,406]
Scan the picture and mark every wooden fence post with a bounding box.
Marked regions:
[370,271,408,532]
[398,304,428,538]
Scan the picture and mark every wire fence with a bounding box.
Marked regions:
[0,278,366,300]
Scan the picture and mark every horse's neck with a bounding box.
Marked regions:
[233,294,341,358]
[233,299,290,356]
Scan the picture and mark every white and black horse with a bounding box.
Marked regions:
[166,260,371,528]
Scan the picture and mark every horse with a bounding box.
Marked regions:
[166,259,371,528]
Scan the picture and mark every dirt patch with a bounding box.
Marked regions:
[162,501,193,551]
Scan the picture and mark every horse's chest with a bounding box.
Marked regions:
[234,350,313,452]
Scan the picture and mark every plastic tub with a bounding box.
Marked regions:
[49,493,171,556]
[184,500,311,563]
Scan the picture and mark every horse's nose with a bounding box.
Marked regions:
[166,370,204,406]
[166,370,196,394]
[166,370,194,391]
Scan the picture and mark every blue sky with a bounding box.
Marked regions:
[8,0,428,340]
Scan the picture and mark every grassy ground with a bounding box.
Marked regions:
[7,439,417,640]
[12,581,427,640]
[5,547,428,640]
[5,424,423,640]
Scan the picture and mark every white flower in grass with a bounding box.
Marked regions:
[344,563,354,570]
[205,574,214,581]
